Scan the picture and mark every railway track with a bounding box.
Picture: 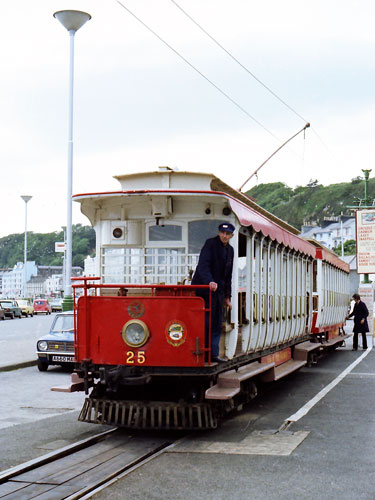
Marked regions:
[0,428,177,499]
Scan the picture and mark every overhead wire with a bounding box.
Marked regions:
[170,0,308,124]
[114,0,318,181]
[170,1,340,169]
[114,0,283,142]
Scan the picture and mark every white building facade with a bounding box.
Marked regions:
[0,262,82,298]
[1,261,38,298]
[301,216,355,250]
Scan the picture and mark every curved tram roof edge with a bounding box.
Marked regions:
[73,189,349,272]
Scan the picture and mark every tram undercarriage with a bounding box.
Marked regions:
[69,331,348,431]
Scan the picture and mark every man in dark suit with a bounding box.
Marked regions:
[346,293,369,350]
[191,223,235,362]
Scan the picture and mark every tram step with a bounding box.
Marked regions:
[51,373,84,392]
[294,341,322,361]
[260,359,307,382]
[205,362,274,400]
[322,334,350,348]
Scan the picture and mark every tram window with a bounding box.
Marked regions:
[312,261,317,292]
[253,293,258,323]
[261,294,265,323]
[269,295,273,322]
[239,232,246,257]
[102,248,143,284]
[149,225,182,241]
[188,220,224,254]
[288,296,292,320]
[313,295,318,311]
[238,257,247,289]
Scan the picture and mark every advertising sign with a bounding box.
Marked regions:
[55,242,66,253]
[358,284,374,340]
[355,210,375,274]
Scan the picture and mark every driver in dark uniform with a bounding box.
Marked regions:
[192,223,235,362]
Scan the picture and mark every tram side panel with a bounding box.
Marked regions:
[312,259,349,336]
[230,228,314,359]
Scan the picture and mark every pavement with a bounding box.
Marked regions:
[0,313,52,371]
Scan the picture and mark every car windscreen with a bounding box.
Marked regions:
[52,315,74,332]
[0,302,11,307]
[34,301,46,306]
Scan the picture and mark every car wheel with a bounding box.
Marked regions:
[37,359,49,372]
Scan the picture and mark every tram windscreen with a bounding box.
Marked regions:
[149,225,182,241]
[188,220,227,254]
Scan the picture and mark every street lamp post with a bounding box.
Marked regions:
[61,226,66,295]
[21,195,32,298]
[54,10,91,311]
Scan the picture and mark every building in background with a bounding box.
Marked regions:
[1,261,38,298]
[301,216,355,250]
[0,262,82,298]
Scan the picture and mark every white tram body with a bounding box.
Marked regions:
[74,167,349,361]
[67,167,351,429]
[310,245,350,336]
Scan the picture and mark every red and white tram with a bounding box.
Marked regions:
[63,167,350,430]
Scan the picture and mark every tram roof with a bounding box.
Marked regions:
[73,168,348,267]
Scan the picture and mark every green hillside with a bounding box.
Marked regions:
[1,176,372,268]
[246,176,375,230]
[0,224,95,269]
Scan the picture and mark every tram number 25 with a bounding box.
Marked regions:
[126,351,146,364]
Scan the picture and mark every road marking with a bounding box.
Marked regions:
[284,346,373,425]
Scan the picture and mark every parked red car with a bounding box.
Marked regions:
[33,299,52,315]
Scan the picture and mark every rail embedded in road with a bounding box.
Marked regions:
[0,428,175,499]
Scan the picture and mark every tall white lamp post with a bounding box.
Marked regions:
[54,10,91,310]
[21,195,32,298]
[61,226,66,295]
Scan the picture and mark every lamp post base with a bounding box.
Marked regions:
[62,295,74,312]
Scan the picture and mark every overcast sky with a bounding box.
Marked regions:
[1,0,375,238]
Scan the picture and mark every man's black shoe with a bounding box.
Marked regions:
[211,356,227,363]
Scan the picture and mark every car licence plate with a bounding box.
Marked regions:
[52,355,75,362]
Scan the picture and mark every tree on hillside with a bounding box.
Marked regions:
[333,239,356,256]
[247,176,375,230]
[0,224,95,269]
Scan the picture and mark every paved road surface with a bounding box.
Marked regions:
[1,319,374,500]
[0,312,55,369]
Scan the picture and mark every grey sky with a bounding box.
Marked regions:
[1,0,374,237]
